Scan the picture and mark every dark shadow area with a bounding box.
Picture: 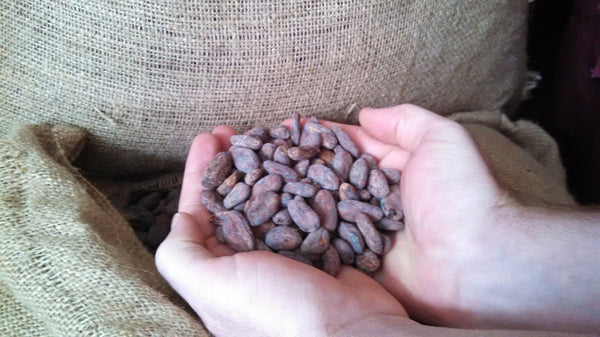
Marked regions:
[515,0,600,204]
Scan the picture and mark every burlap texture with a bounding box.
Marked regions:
[0,0,528,177]
[0,125,205,336]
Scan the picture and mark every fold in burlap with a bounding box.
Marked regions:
[0,0,528,177]
[0,125,205,336]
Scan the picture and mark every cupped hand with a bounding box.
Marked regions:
[320,104,508,326]
[155,126,408,337]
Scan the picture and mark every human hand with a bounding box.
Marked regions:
[155,126,409,337]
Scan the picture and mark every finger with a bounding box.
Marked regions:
[358,104,453,153]
[179,133,222,222]
[212,125,236,151]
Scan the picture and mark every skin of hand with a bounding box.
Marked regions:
[156,104,600,335]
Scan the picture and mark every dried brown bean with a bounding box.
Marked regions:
[263,160,299,182]
[332,147,353,182]
[381,234,392,255]
[380,184,404,221]
[287,146,319,161]
[230,134,263,150]
[217,170,243,196]
[349,158,369,189]
[265,226,302,250]
[136,191,162,210]
[300,227,330,254]
[291,112,302,145]
[251,221,276,240]
[381,168,401,184]
[312,189,338,231]
[233,201,247,212]
[269,125,290,139]
[272,138,292,149]
[200,189,225,213]
[375,217,405,231]
[215,225,226,243]
[337,200,384,222]
[357,188,372,201]
[338,182,359,201]
[272,209,293,226]
[355,250,380,274]
[252,174,283,197]
[287,198,320,232]
[299,130,321,148]
[259,142,277,161]
[331,125,360,158]
[304,122,337,149]
[318,149,335,166]
[273,145,291,166]
[213,210,255,252]
[223,182,251,209]
[332,238,355,265]
[294,159,310,177]
[255,239,273,252]
[367,169,390,199]
[280,192,293,208]
[355,213,383,254]
[278,250,313,266]
[307,164,340,190]
[244,126,269,142]
[283,182,319,198]
[338,221,365,254]
[201,151,233,188]
[244,168,264,186]
[246,191,280,226]
[230,146,261,173]
[310,158,326,166]
[360,153,377,170]
[322,245,341,276]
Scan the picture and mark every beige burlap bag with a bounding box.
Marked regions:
[1,0,528,176]
[0,125,205,336]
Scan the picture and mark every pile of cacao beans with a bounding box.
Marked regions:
[201,113,404,276]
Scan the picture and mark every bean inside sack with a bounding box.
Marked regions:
[201,113,405,276]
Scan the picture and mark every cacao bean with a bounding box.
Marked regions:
[332,238,355,265]
[251,221,277,240]
[217,170,243,196]
[294,159,310,177]
[331,125,360,158]
[375,217,405,231]
[263,160,299,182]
[230,146,261,173]
[355,250,380,274]
[287,198,320,232]
[244,126,269,142]
[337,200,384,222]
[291,111,301,145]
[367,169,390,199]
[349,158,369,189]
[244,168,264,186]
[307,164,340,190]
[273,145,291,166]
[283,182,319,198]
[322,245,341,276]
[213,210,255,252]
[332,146,353,181]
[299,130,321,148]
[265,226,302,250]
[272,209,293,226]
[200,189,225,213]
[201,151,233,188]
[246,191,280,226]
[287,146,319,161]
[381,168,401,184]
[312,189,338,231]
[252,174,283,197]
[355,213,383,254]
[280,192,293,208]
[269,125,291,139]
[230,134,263,150]
[223,182,251,209]
[338,221,365,254]
[338,182,359,201]
[380,184,404,221]
[300,227,330,254]
[259,142,277,161]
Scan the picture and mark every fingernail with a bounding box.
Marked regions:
[171,213,181,230]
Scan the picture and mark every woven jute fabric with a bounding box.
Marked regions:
[0,125,205,336]
[0,0,528,177]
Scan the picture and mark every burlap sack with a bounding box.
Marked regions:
[0,0,528,177]
[0,125,205,336]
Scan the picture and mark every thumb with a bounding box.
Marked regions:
[358,104,467,153]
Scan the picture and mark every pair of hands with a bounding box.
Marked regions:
[154,104,539,336]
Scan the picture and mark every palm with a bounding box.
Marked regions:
[156,125,407,336]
